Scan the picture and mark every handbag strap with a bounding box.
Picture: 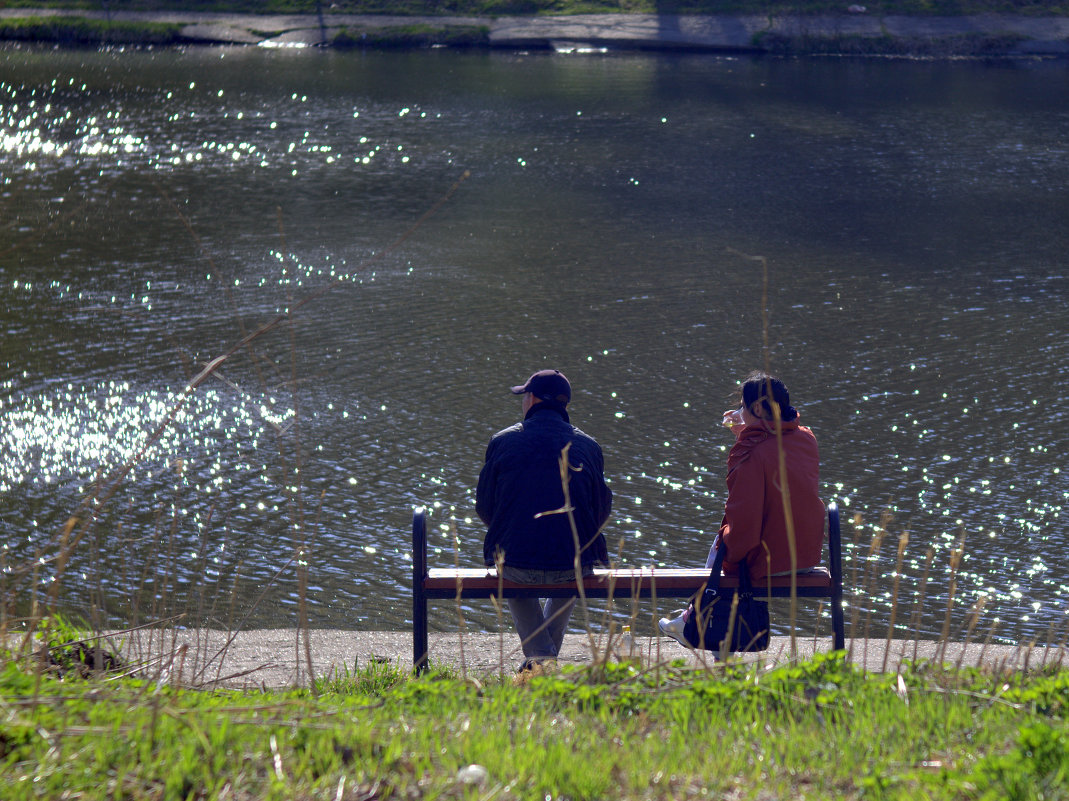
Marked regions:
[704,539,727,592]
[704,539,755,596]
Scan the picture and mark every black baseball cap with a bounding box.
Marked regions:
[510,369,571,403]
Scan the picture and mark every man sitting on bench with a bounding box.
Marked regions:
[476,369,613,672]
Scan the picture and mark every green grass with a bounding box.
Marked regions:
[0,15,185,45]
[0,28,1065,796]
[331,23,491,48]
[3,637,1069,801]
[755,28,1031,54]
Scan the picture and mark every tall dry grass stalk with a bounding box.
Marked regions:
[956,594,988,671]
[884,525,909,673]
[555,441,599,661]
[909,547,936,663]
[730,247,801,658]
[846,512,885,670]
[491,549,507,674]
[936,528,967,665]
[449,518,469,676]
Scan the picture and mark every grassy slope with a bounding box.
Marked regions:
[2,650,1068,800]
[0,0,1066,17]
[2,1,1065,50]
[2,1,1064,51]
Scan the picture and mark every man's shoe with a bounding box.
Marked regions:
[657,609,691,648]
[517,658,556,674]
[514,658,557,684]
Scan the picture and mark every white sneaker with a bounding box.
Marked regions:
[657,609,690,648]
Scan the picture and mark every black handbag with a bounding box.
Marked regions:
[681,541,770,653]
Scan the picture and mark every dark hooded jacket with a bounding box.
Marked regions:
[476,403,611,570]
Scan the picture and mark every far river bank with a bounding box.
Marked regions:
[1,8,1068,56]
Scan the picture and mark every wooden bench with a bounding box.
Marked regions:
[412,504,845,672]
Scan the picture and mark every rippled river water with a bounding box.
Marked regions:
[1,45,1067,643]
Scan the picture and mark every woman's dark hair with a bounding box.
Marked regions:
[738,371,798,422]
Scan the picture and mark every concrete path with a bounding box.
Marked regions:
[1,9,1067,54]
[105,628,1067,689]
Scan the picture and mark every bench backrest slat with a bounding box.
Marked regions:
[412,503,846,670]
[423,567,835,598]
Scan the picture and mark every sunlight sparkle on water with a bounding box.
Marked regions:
[3,51,1067,639]
[2,79,430,178]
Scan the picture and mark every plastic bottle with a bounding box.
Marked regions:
[617,625,636,661]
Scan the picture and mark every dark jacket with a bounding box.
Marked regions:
[476,403,612,570]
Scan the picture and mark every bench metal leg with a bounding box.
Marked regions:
[828,503,846,651]
[412,507,429,674]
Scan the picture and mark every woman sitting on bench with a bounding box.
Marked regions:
[659,371,826,645]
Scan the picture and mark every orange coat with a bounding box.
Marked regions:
[719,419,825,579]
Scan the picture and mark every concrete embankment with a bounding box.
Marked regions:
[107,629,1066,689]
[1,9,1068,56]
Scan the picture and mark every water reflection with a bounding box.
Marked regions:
[1,46,1067,643]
